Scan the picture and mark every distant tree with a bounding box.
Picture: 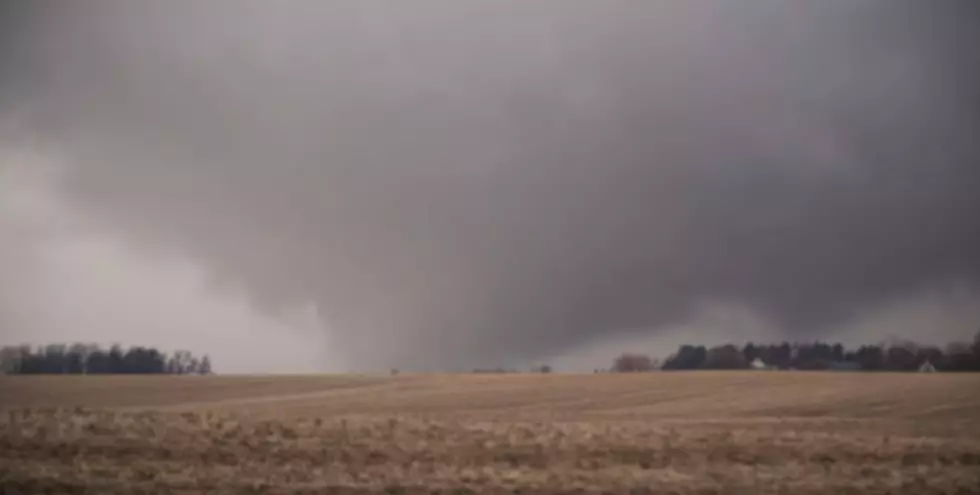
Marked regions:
[885,344,918,371]
[120,346,167,374]
[87,347,111,374]
[792,345,827,370]
[915,346,944,367]
[941,341,977,371]
[168,350,194,374]
[19,345,43,374]
[791,341,839,370]
[703,345,748,370]
[754,344,773,366]
[796,358,832,371]
[148,348,167,373]
[123,347,142,373]
[855,345,885,371]
[753,343,793,370]
[66,343,89,374]
[816,342,835,362]
[471,367,515,373]
[612,353,654,372]
[535,364,552,374]
[165,355,178,374]
[774,342,793,369]
[601,334,974,374]
[0,343,211,375]
[792,342,810,369]
[831,343,845,363]
[198,355,212,375]
[662,345,707,370]
[0,346,22,374]
[42,344,68,373]
[108,344,125,373]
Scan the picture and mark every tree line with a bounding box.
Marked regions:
[0,343,213,375]
[611,330,980,372]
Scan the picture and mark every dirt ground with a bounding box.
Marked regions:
[2,372,979,494]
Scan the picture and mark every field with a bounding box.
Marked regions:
[2,373,979,494]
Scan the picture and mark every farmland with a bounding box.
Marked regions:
[2,372,980,494]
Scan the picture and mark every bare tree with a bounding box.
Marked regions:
[198,355,212,375]
[612,353,654,372]
[0,346,21,374]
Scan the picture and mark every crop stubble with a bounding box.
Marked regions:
[2,373,979,494]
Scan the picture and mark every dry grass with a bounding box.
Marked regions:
[2,372,979,493]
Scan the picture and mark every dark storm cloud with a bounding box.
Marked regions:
[3,1,979,369]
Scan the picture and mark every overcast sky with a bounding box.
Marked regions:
[1,1,979,372]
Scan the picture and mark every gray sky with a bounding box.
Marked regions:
[1,1,979,372]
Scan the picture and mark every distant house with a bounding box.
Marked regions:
[750,358,770,370]
[918,360,936,373]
